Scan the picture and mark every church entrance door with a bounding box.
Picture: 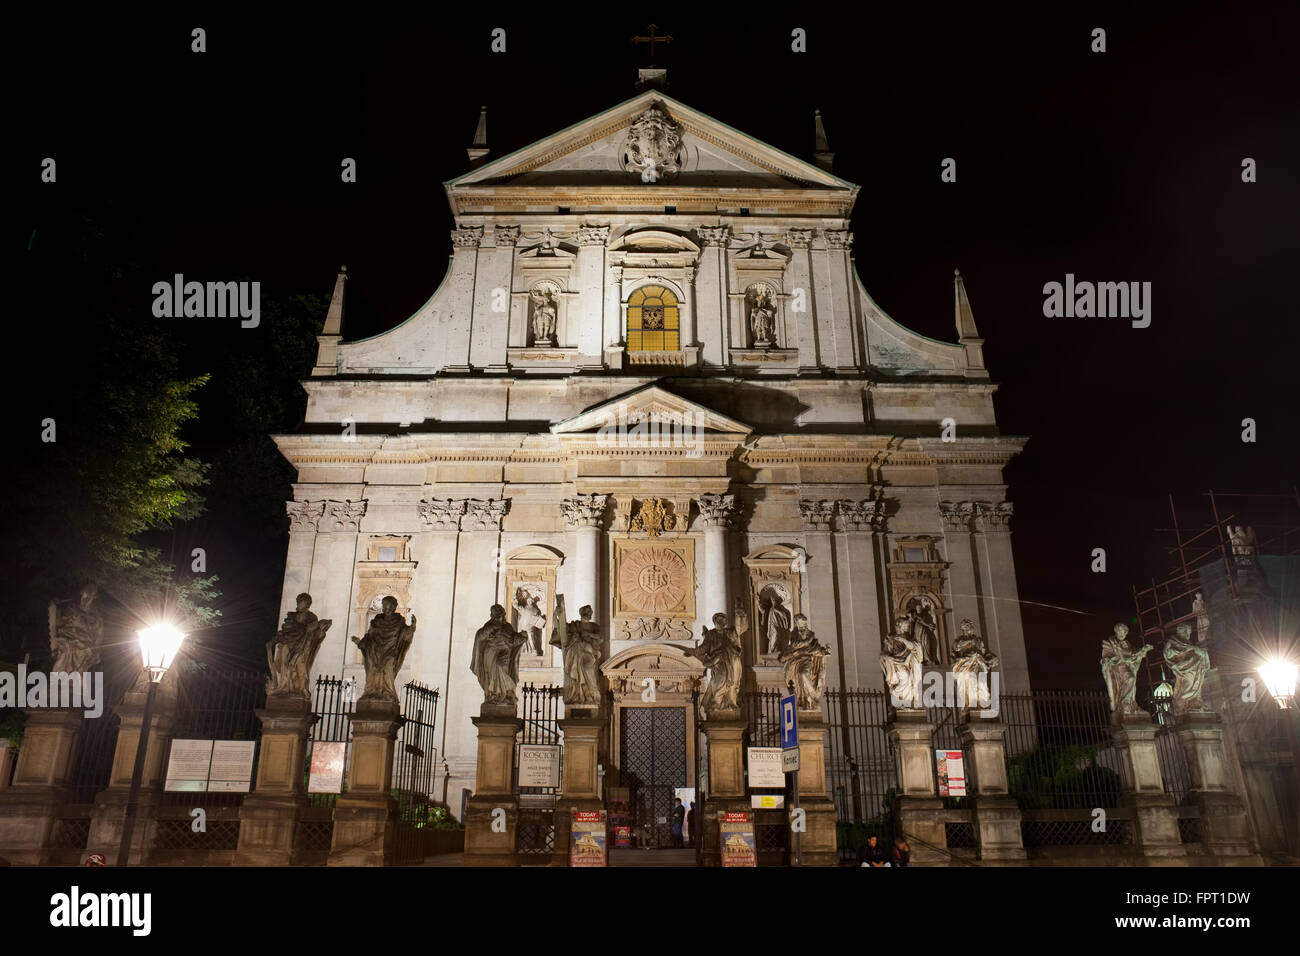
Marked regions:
[619,706,686,848]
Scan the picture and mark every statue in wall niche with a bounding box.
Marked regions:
[780,614,831,710]
[550,596,604,708]
[267,592,332,699]
[471,604,529,706]
[48,583,105,675]
[748,288,776,347]
[905,595,942,665]
[351,596,416,703]
[688,610,748,714]
[513,586,547,656]
[1163,623,1210,717]
[951,619,999,711]
[881,619,924,709]
[1100,623,1151,718]
[759,583,793,657]
[530,287,558,345]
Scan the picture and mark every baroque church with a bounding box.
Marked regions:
[273,84,1031,815]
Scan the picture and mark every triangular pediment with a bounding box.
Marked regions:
[448,91,854,192]
[551,384,752,436]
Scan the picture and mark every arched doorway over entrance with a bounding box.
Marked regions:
[601,644,705,849]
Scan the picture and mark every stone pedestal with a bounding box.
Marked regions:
[1113,715,1185,860]
[887,710,946,864]
[0,708,84,865]
[794,714,838,866]
[700,713,747,867]
[329,698,400,866]
[1175,712,1260,862]
[235,696,313,866]
[86,689,175,865]
[959,715,1025,862]
[557,714,607,865]
[0,739,14,791]
[463,703,523,867]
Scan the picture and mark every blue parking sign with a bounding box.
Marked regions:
[780,694,798,750]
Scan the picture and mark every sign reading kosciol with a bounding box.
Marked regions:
[517,744,561,788]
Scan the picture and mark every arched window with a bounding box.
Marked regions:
[626,284,680,351]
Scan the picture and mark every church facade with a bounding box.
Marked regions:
[273,90,1031,813]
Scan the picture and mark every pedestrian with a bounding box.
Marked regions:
[671,797,686,848]
[892,835,911,867]
[857,833,890,867]
[684,802,693,846]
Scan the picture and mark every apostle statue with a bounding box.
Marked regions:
[530,288,557,345]
[1228,525,1256,566]
[549,595,604,708]
[951,619,999,711]
[906,596,942,665]
[470,604,529,706]
[749,289,776,346]
[1100,623,1151,718]
[780,613,831,710]
[1163,623,1210,717]
[267,592,332,699]
[881,619,924,709]
[48,583,105,675]
[351,596,416,703]
[688,609,747,714]
[513,586,546,656]
[760,583,793,658]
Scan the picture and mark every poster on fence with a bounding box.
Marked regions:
[208,741,256,792]
[936,749,967,797]
[719,811,756,867]
[308,741,347,793]
[570,810,607,867]
[164,739,214,792]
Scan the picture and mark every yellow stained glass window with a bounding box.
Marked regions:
[626,285,679,351]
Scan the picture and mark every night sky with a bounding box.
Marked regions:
[12,6,1299,688]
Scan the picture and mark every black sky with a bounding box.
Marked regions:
[13,5,1299,687]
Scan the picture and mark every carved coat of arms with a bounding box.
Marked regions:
[622,104,684,183]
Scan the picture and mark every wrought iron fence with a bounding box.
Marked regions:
[160,668,266,809]
[516,684,563,860]
[824,689,898,862]
[1155,727,1192,804]
[1003,690,1129,810]
[308,675,355,809]
[393,680,443,864]
[741,690,790,864]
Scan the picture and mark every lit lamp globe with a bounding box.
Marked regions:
[137,624,187,682]
[1151,670,1174,725]
[1258,658,1298,710]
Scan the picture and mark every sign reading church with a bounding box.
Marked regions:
[274,88,1031,818]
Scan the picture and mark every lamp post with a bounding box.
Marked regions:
[115,623,186,867]
[1258,656,1300,822]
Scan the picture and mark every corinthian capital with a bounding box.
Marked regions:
[697,226,731,248]
[493,225,520,247]
[463,498,509,531]
[419,497,467,531]
[322,499,367,532]
[451,226,484,248]
[825,229,854,250]
[939,500,975,533]
[799,499,836,532]
[286,500,326,532]
[784,228,814,249]
[697,493,739,529]
[976,501,1013,532]
[577,225,610,247]
[562,494,610,529]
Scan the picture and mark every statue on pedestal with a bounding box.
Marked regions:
[1163,623,1210,716]
[688,610,747,714]
[48,583,104,674]
[550,595,604,707]
[267,592,332,699]
[351,596,416,703]
[951,619,999,711]
[881,619,923,709]
[1100,623,1151,718]
[530,288,557,345]
[780,613,831,710]
[470,604,529,706]
[748,289,776,347]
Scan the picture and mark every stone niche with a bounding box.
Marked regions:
[512,251,576,349]
[502,545,564,667]
[742,544,806,663]
[611,537,697,643]
[886,536,949,665]
[348,536,417,668]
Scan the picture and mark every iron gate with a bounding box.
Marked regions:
[516,684,562,861]
[393,680,441,864]
[620,707,687,848]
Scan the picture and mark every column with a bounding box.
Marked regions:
[443,226,483,371]
[315,499,366,684]
[472,225,516,372]
[679,269,697,365]
[698,493,739,623]
[786,230,818,371]
[1174,712,1259,861]
[958,715,1026,862]
[562,494,608,617]
[418,498,466,812]
[835,498,885,688]
[603,265,624,367]
[575,227,608,364]
[281,500,324,622]
[825,229,858,370]
[799,500,839,675]
[1113,714,1185,860]
[973,502,1030,692]
[696,226,729,366]
[939,501,982,641]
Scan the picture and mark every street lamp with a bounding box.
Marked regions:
[115,623,186,866]
[1258,658,1298,709]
